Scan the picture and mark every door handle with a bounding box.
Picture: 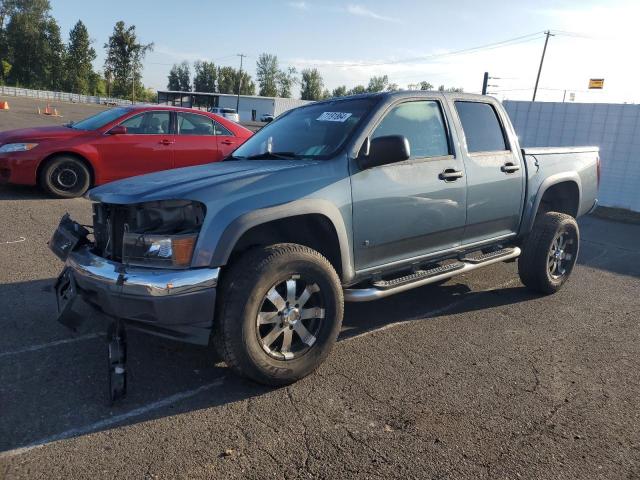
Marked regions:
[439,168,464,181]
[159,139,174,146]
[501,163,520,173]
[220,139,234,145]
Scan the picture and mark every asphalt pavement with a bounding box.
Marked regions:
[0,181,639,479]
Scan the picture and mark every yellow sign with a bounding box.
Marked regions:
[589,79,604,89]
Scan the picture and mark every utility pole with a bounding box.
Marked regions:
[132,63,136,104]
[482,72,489,95]
[532,30,553,102]
[236,53,246,113]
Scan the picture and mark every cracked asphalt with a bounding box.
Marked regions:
[0,100,639,479]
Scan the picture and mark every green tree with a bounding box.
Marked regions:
[166,61,190,91]
[276,66,297,98]
[438,84,464,93]
[238,70,255,95]
[300,68,323,100]
[104,20,153,101]
[5,0,65,89]
[88,71,105,95]
[366,75,389,93]
[349,85,366,95]
[256,52,278,97]
[193,60,216,92]
[218,66,255,95]
[217,66,236,94]
[331,85,348,97]
[419,81,433,90]
[64,20,96,94]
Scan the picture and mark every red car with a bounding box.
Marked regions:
[0,105,253,197]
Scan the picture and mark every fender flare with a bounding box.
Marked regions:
[521,172,582,235]
[210,198,355,283]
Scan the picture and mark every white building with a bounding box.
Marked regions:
[157,90,312,122]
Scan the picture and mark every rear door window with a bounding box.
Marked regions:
[372,100,450,159]
[177,112,216,136]
[455,101,507,153]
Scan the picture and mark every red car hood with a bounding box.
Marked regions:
[0,125,89,143]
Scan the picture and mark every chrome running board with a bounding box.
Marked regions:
[344,247,521,302]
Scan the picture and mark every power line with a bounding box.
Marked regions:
[288,31,546,70]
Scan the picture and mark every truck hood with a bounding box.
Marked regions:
[88,160,324,204]
[0,125,88,143]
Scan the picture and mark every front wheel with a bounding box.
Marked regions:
[40,155,91,198]
[518,212,579,294]
[214,244,344,386]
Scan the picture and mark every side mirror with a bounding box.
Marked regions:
[109,125,127,135]
[358,135,410,169]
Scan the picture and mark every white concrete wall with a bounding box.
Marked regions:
[504,101,640,212]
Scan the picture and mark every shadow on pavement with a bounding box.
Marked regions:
[0,275,539,453]
[1,217,638,452]
[0,184,53,201]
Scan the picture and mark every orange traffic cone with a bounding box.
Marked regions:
[0,101,9,110]
[44,103,52,115]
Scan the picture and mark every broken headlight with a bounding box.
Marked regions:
[122,232,198,268]
[117,200,205,269]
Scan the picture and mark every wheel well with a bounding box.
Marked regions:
[228,214,343,278]
[537,181,579,218]
[37,152,95,187]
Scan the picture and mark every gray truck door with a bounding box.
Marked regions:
[351,99,467,272]
[452,100,525,244]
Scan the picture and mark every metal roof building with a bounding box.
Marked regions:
[156,90,312,122]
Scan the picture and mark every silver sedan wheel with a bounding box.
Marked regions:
[548,231,575,279]
[256,275,325,360]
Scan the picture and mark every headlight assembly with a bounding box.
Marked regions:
[0,142,38,152]
[122,232,198,269]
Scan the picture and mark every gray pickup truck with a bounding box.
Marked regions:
[50,92,599,400]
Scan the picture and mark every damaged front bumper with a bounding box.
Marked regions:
[58,246,219,345]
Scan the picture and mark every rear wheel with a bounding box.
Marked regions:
[518,212,579,294]
[40,155,91,198]
[214,244,344,385]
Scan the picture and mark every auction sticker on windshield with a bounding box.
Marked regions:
[317,112,353,122]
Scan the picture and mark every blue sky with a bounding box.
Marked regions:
[51,0,638,103]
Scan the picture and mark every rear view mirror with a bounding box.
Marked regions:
[109,125,127,135]
[359,135,410,169]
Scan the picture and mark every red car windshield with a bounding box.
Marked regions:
[71,107,132,131]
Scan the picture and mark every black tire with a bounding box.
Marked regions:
[518,212,579,294]
[214,243,344,386]
[40,155,91,198]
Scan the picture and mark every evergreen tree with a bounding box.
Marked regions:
[193,60,216,92]
[300,68,323,100]
[5,0,65,89]
[256,53,279,97]
[276,66,297,98]
[217,66,236,94]
[64,20,96,94]
[104,20,153,100]
[166,61,190,91]
[331,85,348,97]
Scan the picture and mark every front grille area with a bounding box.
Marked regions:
[92,203,128,262]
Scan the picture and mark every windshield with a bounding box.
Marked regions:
[71,107,131,130]
[232,97,376,160]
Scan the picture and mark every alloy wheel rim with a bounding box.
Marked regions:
[548,230,575,279]
[256,275,325,360]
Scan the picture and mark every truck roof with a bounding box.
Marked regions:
[312,90,494,105]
